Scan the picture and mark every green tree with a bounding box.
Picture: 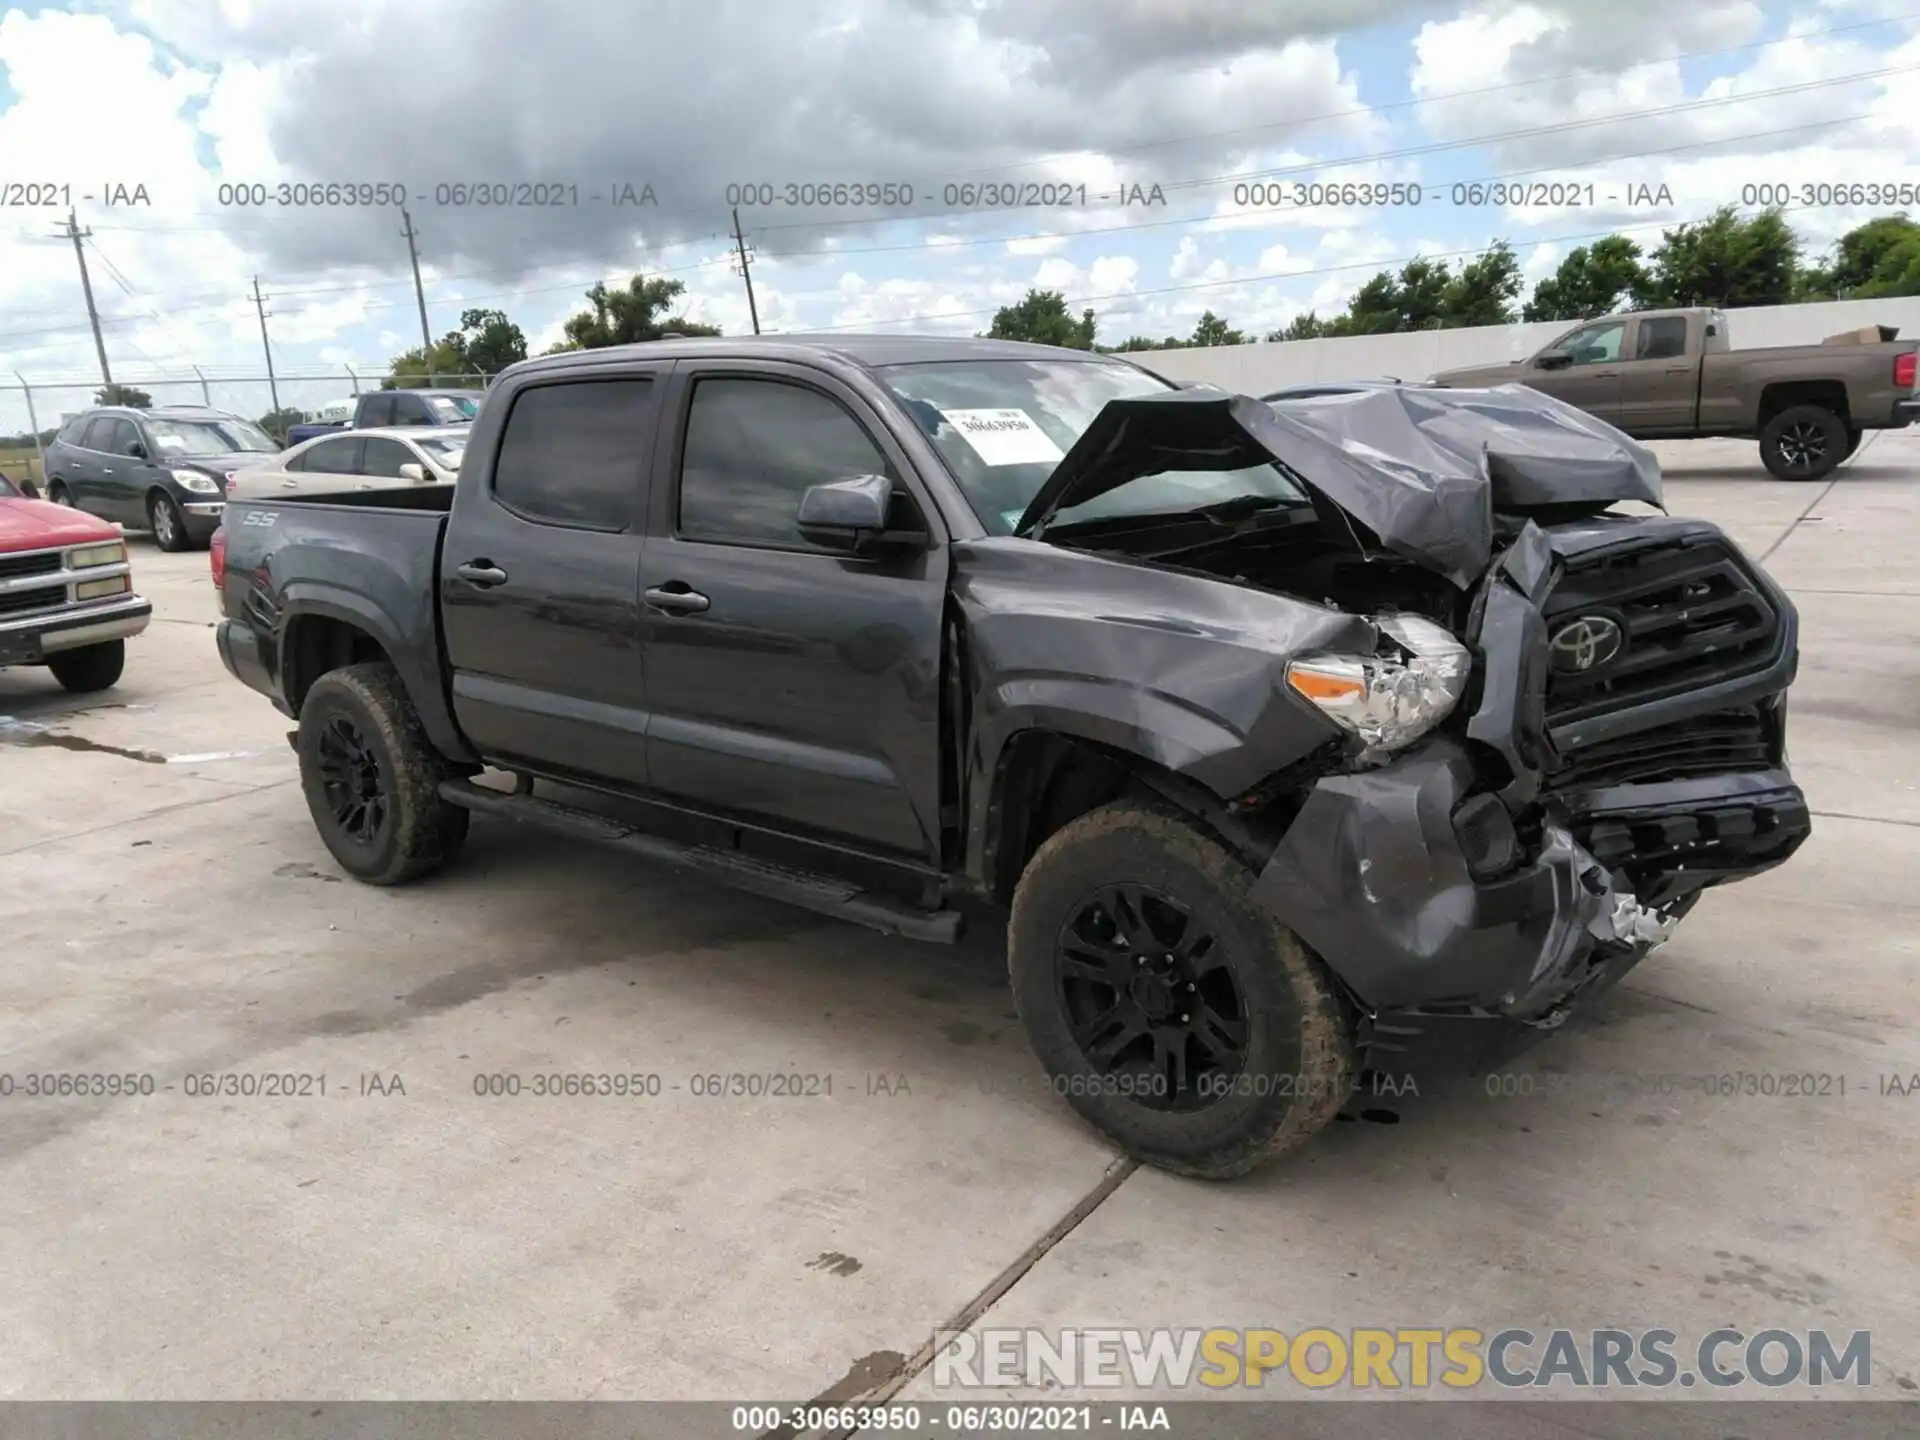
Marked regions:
[257,405,308,441]
[1101,335,1187,352]
[1523,236,1651,321]
[1640,206,1799,309]
[1189,310,1246,346]
[547,275,720,353]
[386,307,529,388]
[1341,272,1405,334]
[1267,311,1346,341]
[1394,257,1452,329]
[1801,213,1920,299]
[95,383,151,408]
[1441,240,1523,326]
[984,289,1096,349]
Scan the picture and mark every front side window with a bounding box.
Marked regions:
[677,378,892,549]
[1556,322,1626,366]
[360,438,414,478]
[492,378,656,530]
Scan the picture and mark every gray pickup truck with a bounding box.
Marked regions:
[213,336,1809,1179]
[1430,307,1919,481]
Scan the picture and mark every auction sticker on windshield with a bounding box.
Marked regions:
[942,408,1065,467]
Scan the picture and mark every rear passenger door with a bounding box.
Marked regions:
[439,366,670,789]
[1617,314,1696,434]
[93,417,147,523]
[59,418,109,511]
[635,362,949,861]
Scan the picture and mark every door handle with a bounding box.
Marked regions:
[455,561,508,587]
[1592,370,1619,378]
[644,583,710,614]
[1664,365,1691,373]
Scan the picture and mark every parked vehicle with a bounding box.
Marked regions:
[1428,307,1920,481]
[0,469,151,692]
[214,336,1809,1179]
[284,389,483,445]
[227,426,466,500]
[40,405,279,551]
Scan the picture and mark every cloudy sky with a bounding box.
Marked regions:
[2,0,1918,431]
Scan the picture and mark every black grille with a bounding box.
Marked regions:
[1579,790,1810,883]
[1543,538,1779,725]
[0,583,67,616]
[0,550,62,583]
[1545,706,1772,791]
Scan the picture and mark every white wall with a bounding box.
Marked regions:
[1124,296,1920,393]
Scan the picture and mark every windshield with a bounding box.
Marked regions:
[878,358,1303,534]
[146,416,280,455]
[416,437,465,466]
[425,394,480,422]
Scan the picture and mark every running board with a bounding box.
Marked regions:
[437,778,965,944]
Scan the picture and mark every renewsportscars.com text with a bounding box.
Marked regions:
[932,1326,1873,1391]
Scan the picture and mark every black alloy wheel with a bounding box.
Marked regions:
[1057,882,1248,1112]
[1773,420,1829,473]
[314,713,389,846]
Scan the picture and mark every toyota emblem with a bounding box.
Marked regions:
[1549,615,1625,674]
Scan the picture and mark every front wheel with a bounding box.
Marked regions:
[1007,802,1356,1180]
[1759,405,1847,482]
[47,640,125,693]
[148,491,190,552]
[296,662,469,885]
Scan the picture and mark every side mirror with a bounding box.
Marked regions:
[1535,350,1572,371]
[796,474,925,556]
[127,441,148,459]
[398,462,426,482]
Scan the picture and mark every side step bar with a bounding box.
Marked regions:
[437,778,965,945]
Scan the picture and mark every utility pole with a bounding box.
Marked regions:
[59,210,112,388]
[730,207,761,336]
[250,276,280,414]
[400,208,433,354]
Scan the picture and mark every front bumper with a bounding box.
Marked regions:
[1248,736,1810,1082]
[0,594,153,665]
[180,499,226,537]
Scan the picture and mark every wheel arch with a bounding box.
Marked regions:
[278,595,477,763]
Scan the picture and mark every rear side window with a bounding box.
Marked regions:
[76,416,113,449]
[1636,316,1688,360]
[302,436,364,474]
[492,378,657,530]
[360,394,397,426]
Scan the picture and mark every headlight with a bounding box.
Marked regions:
[1285,613,1471,753]
[75,574,131,600]
[171,469,222,494]
[67,540,126,568]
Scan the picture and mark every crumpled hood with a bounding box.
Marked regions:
[1014,384,1665,590]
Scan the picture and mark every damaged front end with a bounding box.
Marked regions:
[1250,507,1810,1082]
[1024,384,1811,1083]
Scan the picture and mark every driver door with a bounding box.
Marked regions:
[636,362,949,861]
[1523,319,1627,423]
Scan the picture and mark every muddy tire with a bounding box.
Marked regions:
[47,640,124,693]
[1760,405,1847,482]
[1007,801,1356,1180]
[296,662,469,885]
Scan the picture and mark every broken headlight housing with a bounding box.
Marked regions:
[1284,613,1471,754]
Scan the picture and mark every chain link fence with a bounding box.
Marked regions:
[0,368,495,492]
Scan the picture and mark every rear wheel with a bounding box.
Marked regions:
[1759,405,1847,481]
[1007,801,1356,1179]
[1841,426,1863,462]
[46,640,125,693]
[147,491,190,552]
[296,662,469,885]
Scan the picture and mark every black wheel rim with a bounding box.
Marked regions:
[151,498,176,545]
[1777,422,1827,472]
[1055,883,1249,1112]
[315,714,388,845]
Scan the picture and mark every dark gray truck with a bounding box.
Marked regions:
[214,337,1810,1178]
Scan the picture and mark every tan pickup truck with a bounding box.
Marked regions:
[1429,306,1920,481]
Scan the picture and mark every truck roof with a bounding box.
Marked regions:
[506,333,1129,379]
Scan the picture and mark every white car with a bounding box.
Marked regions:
[229,426,467,499]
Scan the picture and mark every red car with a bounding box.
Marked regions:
[0,470,152,692]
